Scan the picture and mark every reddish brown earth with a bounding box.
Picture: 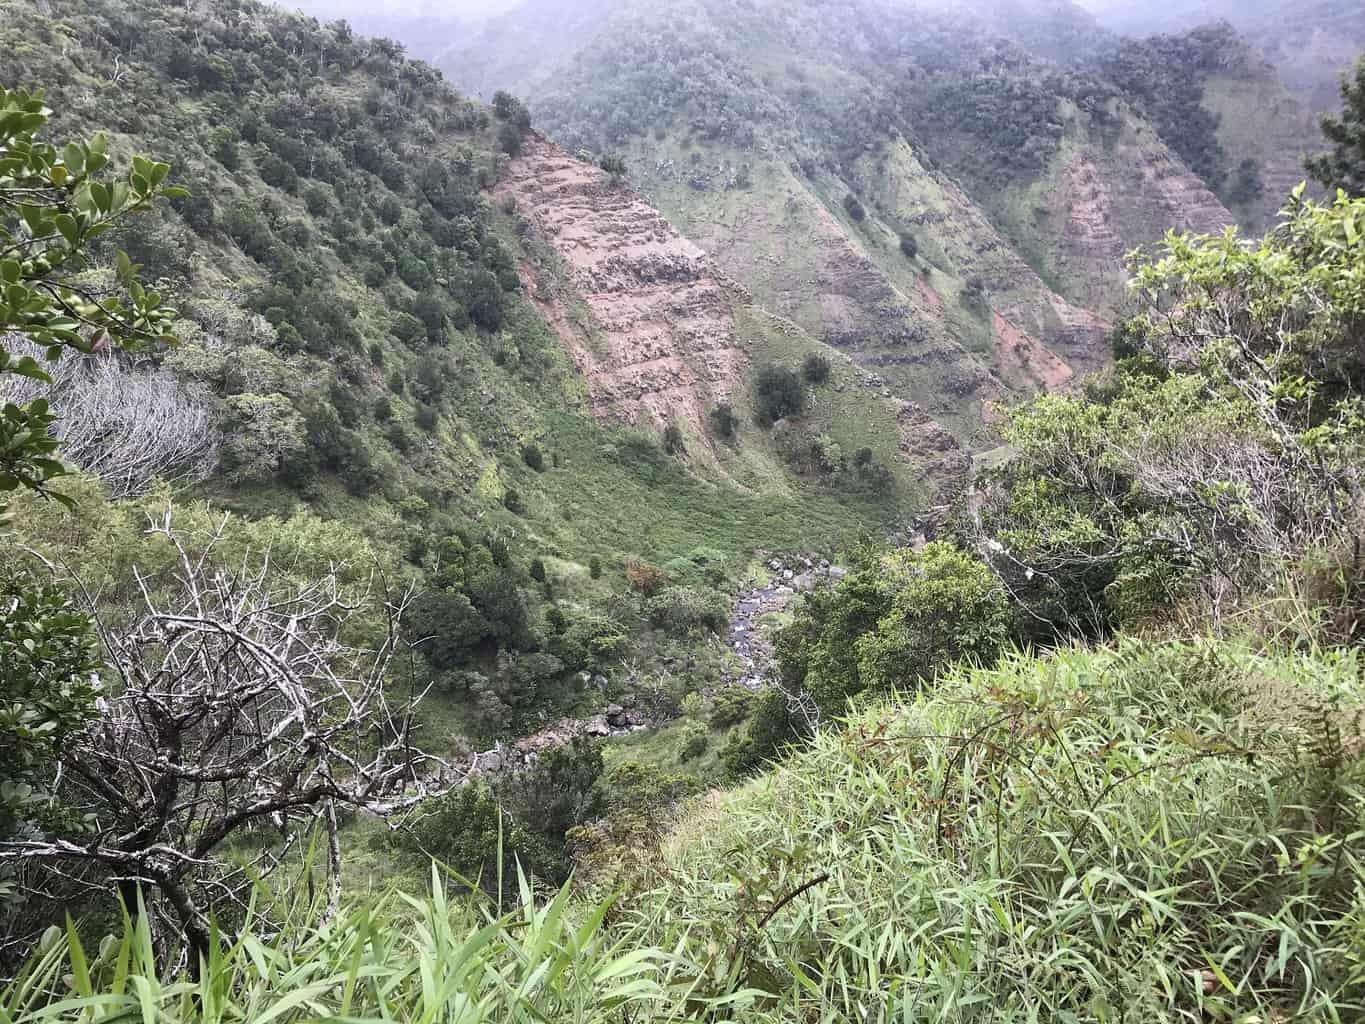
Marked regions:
[1054,151,1231,310]
[993,313,1075,392]
[495,134,747,439]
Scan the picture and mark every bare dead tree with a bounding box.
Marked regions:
[0,336,219,497]
[0,510,457,969]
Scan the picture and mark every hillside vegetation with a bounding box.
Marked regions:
[3,0,1365,1020]
[0,0,932,955]
[435,0,1323,450]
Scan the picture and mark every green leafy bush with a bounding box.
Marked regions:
[644,586,728,635]
[801,353,830,384]
[708,403,739,439]
[754,364,804,425]
[776,542,1007,716]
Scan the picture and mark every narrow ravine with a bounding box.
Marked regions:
[427,558,846,784]
[726,557,846,690]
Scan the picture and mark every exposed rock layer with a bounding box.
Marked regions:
[495,134,746,438]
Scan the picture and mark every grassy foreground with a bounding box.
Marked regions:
[5,639,1364,1022]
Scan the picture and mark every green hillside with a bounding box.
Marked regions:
[436,0,1321,446]
[3,0,1364,1018]
[0,0,927,941]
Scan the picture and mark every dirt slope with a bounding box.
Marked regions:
[495,134,747,439]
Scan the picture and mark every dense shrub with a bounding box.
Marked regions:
[644,586,728,635]
[801,353,830,384]
[754,364,804,425]
[708,687,755,729]
[550,613,628,672]
[776,542,1008,717]
[661,423,685,455]
[708,402,739,439]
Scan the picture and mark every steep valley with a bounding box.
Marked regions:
[433,0,1328,450]
[5,0,1365,1013]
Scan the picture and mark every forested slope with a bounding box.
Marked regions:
[0,0,944,939]
[438,0,1320,444]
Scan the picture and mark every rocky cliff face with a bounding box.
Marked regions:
[495,134,747,439]
[493,135,969,494]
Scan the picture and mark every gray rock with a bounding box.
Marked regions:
[584,716,611,738]
[782,569,794,581]
[479,751,503,773]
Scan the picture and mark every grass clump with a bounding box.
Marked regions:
[621,639,1365,1021]
[6,638,1363,1021]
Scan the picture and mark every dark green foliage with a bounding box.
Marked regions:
[1097,25,1235,193]
[801,353,830,384]
[842,193,866,222]
[1308,57,1365,196]
[492,90,532,129]
[1226,158,1265,207]
[404,589,490,670]
[754,364,804,425]
[899,232,918,258]
[549,612,627,672]
[599,153,627,177]
[529,558,547,583]
[211,129,239,169]
[521,444,545,472]
[661,424,685,455]
[677,723,709,762]
[498,123,523,157]
[463,269,506,332]
[961,276,988,316]
[720,687,810,777]
[494,739,605,884]
[0,573,101,839]
[599,758,697,818]
[589,556,603,580]
[776,543,1008,716]
[399,783,533,899]
[708,403,739,439]
[708,688,755,729]
[644,586,727,635]
[503,488,525,515]
[416,404,439,432]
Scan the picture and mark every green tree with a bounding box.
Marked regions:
[776,543,1008,717]
[1307,57,1365,197]
[0,574,101,844]
[852,545,1008,694]
[1,87,182,511]
[708,403,739,439]
[801,353,830,384]
[491,90,531,129]
[754,364,804,425]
